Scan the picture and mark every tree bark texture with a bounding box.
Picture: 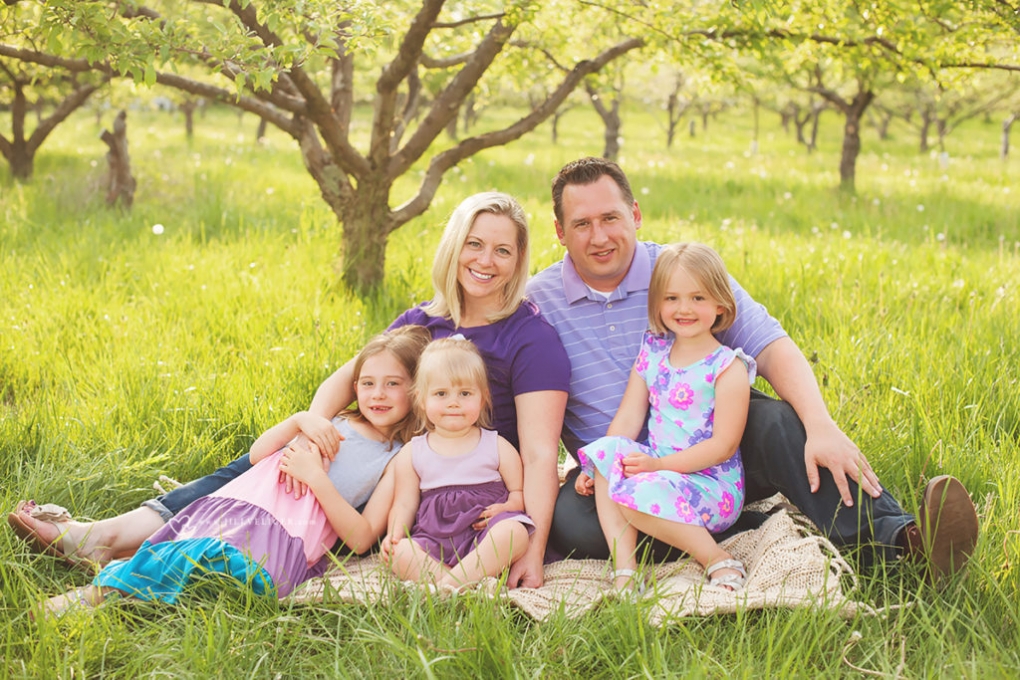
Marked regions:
[101,110,136,209]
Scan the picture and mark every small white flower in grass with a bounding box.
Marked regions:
[909,179,916,187]
[881,163,889,171]
[783,192,792,200]
[941,175,949,182]
[640,187,650,195]
[90,160,98,168]
[917,204,925,212]
[249,262,257,269]
[843,231,852,239]
[936,233,946,242]
[1004,187,1011,194]
[830,222,839,230]
[152,224,165,235]
[952,279,965,288]
[725,161,735,170]
[524,153,535,166]
[872,198,880,206]
[811,226,820,235]
[266,187,275,195]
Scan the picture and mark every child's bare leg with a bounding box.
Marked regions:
[12,504,165,565]
[39,585,118,618]
[619,506,741,584]
[593,472,640,589]
[440,521,529,590]
[389,538,451,585]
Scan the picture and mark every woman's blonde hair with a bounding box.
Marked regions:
[412,337,492,431]
[648,243,737,335]
[342,325,432,445]
[423,192,530,327]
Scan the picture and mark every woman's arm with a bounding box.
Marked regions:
[622,360,750,476]
[606,367,651,439]
[250,411,336,464]
[307,358,357,421]
[506,389,567,590]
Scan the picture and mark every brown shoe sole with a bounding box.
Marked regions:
[920,475,979,581]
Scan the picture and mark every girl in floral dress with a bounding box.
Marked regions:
[577,243,756,591]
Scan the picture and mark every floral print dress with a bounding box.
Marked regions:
[578,331,756,533]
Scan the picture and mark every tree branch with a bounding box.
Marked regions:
[26,77,109,153]
[390,36,644,227]
[433,12,504,29]
[389,14,514,178]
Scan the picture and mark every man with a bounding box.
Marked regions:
[521,156,978,582]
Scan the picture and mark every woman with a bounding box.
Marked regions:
[9,192,569,589]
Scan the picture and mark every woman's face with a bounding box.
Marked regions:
[456,212,520,310]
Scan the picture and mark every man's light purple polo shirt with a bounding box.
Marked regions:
[525,241,787,456]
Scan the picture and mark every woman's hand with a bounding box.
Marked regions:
[620,452,660,477]
[292,413,343,461]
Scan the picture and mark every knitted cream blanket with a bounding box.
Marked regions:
[290,500,869,623]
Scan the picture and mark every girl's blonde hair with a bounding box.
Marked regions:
[648,243,737,335]
[412,337,493,431]
[342,325,432,445]
[423,192,530,327]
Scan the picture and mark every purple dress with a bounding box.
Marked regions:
[578,332,756,533]
[408,429,535,567]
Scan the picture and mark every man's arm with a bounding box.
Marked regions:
[754,337,882,506]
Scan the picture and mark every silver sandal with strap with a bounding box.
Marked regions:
[611,568,647,595]
[706,558,747,591]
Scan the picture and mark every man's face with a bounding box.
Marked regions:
[555,175,641,293]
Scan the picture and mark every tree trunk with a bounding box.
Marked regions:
[839,92,874,194]
[180,99,198,138]
[1003,114,1016,160]
[337,179,395,293]
[256,116,268,143]
[586,83,621,161]
[807,108,821,153]
[919,111,933,153]
[100,110,136,209]
[4,83,33,180]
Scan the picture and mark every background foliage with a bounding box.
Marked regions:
[1,97,1018,676]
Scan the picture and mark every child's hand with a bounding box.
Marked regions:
[574,472,594,496]
[278,445,327,488]
[621,453,660,477]
[380,533,400,564]
[278,441,326,498]
[472,503,506,531]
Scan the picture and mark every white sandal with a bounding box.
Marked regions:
[706,558,746,591]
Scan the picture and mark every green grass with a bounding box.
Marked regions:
[2,101,1019,677]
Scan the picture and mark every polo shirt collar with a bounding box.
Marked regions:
[561,242,652,303]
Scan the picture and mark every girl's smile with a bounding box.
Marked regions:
[355,350,413,438]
